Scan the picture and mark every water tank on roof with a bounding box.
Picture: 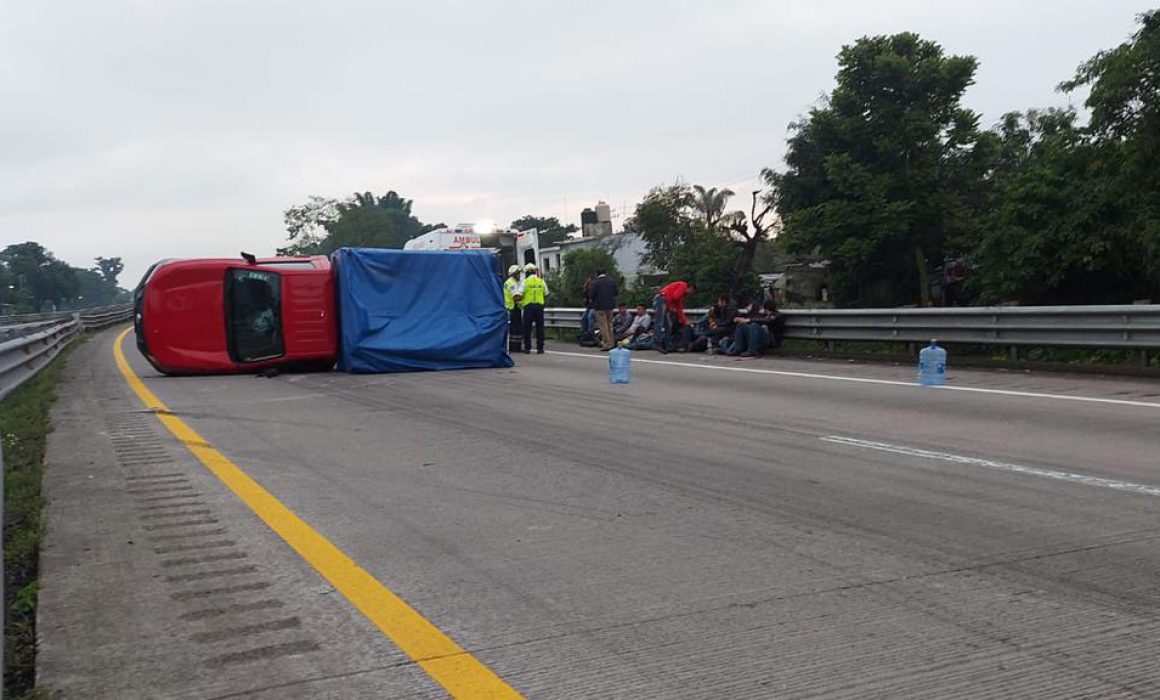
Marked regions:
[595,201,611,223]
[580,208,598,225]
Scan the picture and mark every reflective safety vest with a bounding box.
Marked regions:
[521,275,547,307]
[503,277,521,311]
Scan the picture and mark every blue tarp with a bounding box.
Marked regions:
[332,247,514,373]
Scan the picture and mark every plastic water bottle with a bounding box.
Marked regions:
[609,346,631,384]
[918,340,947,386]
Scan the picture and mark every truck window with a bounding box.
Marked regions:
[226,269,285,363]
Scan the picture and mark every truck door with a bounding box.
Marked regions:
[225,268,286,363]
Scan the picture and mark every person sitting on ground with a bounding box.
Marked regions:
[626,328,656,351]
[620,303,652,341]
[681,317,713,353]
[730,292,761,324]
[729,299,784,358]
[612,303,633,340]
[705,293,738,353]
[746,296,764,316]
[717,294,747,355]
[762,299,787,349]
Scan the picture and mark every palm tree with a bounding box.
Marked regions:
[350,191,413,215]
[352,192,377,209]
[691,185,735,233]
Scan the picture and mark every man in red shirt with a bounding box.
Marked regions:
[651,280,696,354]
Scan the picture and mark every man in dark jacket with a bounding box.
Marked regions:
[589,270,619,351]
[705,294,738,353]
[730,299,784,357]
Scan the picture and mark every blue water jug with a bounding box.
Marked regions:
[918,340,947,386]
[609,346,631,384]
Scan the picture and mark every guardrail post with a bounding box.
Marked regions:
[1008,346,1019,362]
[1140,349,1151,368]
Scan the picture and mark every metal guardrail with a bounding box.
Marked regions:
[0,310,71,326]
[0,320,81,403]
[0,320,62,344]
[0,304,133,328]
[78,305,134,332]
[545,304,1160,357]
[0,305,132,403]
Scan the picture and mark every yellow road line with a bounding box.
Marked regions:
[113,329,523,699]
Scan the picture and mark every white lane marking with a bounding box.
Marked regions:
[545,350,1160,410]
[821,435,1160,498]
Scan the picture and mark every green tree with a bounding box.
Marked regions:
[556,248,622,307]
[972,110,1127,304]
[971,11,1160,305]
[0,261,29,313]
[74,256,131,306]
[631,183,761,303]
[323,190,425,251]
[690,185,736,233]
[1060,9,1160,299]
[279,196,339,255]
[1064,10,1160,145]
[632,183,696,272]
[278,190,429,255]
[94,257,124,287]
[510,215,577,234]
[773,33,999,307]
[0,242,80,312]
[75,268,114,307]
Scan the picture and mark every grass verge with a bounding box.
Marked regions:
[2,339,82,699]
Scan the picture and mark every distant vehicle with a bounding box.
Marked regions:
[403,229,482,251]
[134,255,337,374]
[404,224,521,272]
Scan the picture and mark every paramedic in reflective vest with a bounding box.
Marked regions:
[520,263,548,354]
[503,265,524,347]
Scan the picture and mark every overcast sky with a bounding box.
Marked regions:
[2,0,1153,285]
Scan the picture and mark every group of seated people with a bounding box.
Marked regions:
[579,291,785,358]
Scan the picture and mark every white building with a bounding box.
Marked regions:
[514,200,659,286]
[542,231,658,287]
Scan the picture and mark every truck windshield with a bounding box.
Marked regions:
[226,268,285,363]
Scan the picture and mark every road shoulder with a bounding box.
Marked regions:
[37,331,443,699]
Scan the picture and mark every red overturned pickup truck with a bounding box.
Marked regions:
[134,248,513,376]
[134,255,338,374]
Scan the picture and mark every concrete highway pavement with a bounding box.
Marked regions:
[40,330,1160,698]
